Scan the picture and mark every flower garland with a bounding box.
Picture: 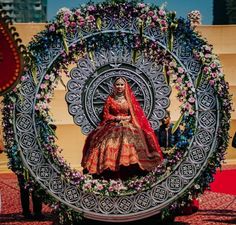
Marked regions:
[1,1,232,224]
[163,36,232,217]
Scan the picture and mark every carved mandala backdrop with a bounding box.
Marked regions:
[66,46,171,134]
[3,1,231,223]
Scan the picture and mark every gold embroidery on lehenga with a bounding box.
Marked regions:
[82,96,162,174]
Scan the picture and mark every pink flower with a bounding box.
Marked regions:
[140,14,146,19]
[42,103,47,109]
[21,76,26,81]
[152,15,158,22]
[204,45,212,52]
[150,22,155,27]
[175,85,180,91]
[185,102,191,110]
[83,183,92,190]
[45,94,50,100]
[172,74,177,80]
[158,9,166,16]
[161,27,167,32]
[169,61,176,67]
[36,94,41,99]
[181,90,187,97]
[63,15,69,22]
[210,63,217,69]
[97,184,104,191]
[78,17,85,26]
[205,53,211,58]
[209,80,215,86]
[211,72,217,78]
[178,67,184,74]
[203,67,209,73]
[137,3,145,8]
[40,83,47,89]
[187,82,192,88]
[108,186,114,192]
[70,21,76,27]
[45,74,50,80]
[75,9,81,16]
[65,21,70,27]
[160,20,166,25]
[148,11,154,17]
[188,97,195,103]
[189,110,195,115]
[64,11,71,17]
[87,5,96,12]
[87,15,95,23]
[79,21,85,26]
[177,77,182,83]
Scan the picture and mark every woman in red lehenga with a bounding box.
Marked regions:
[81,77,163,179]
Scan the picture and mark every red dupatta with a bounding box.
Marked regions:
[124,80,163,159]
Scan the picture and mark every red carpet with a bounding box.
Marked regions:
[0,173,52,225]
[210,168,236,195]
[0,168,236,225]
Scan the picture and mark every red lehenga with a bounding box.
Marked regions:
[81,81,163,176]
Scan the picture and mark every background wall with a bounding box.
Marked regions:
[0,24,235,172]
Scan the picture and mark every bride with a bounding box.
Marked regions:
[81,77,163,179]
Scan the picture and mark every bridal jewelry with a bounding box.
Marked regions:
[115,95,125,103]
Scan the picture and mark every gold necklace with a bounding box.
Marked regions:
[115,95,125,103]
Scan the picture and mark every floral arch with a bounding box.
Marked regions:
[2,1,232,223]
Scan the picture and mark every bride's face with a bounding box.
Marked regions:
[114,79,125,94]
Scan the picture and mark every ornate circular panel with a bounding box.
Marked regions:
[66,47,171,134]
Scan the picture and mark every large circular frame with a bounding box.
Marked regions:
[10,3,223,222]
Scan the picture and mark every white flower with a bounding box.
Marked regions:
[57,7,71,15]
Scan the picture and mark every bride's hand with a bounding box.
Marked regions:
[115,116,131,121]
[128,116,132,121]
[115,116,122,121]
[123,116,131,121]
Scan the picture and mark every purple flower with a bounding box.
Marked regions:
[87,5,96,12]
[49,24,56,32]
